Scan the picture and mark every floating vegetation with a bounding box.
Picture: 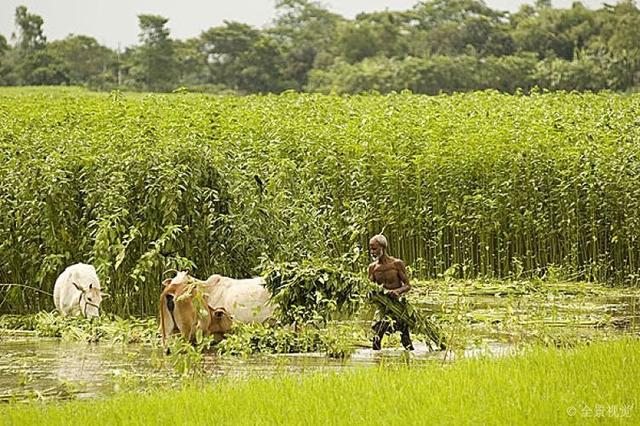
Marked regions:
[0,384,76,404]
[0,312,158,344]
[213,323,362,359]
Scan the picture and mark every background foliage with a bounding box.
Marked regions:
[1,1,640,94]
[1,88,640,315]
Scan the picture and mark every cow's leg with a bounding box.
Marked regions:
[175,313,192,343]
[184,325,196,344]
[173,302,196,345]
[197,309,213,348]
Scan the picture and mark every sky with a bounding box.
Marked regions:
[0,0,613,49]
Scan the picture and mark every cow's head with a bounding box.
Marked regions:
[72,281,106,318]
[208,306,233,335]
[162,270,192,288]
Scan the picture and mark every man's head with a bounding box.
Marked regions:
[369,234,388,261]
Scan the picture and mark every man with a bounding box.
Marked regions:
[368,234,414,350]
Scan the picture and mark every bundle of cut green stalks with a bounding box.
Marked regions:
[261,258,365,325]
[367,284,447,350]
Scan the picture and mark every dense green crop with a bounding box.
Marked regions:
[1,87,639,315]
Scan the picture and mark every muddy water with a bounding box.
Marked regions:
[0,287,638,401]
[0,337,491,400]
[0,337,514,401]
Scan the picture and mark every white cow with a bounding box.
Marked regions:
[203,274,275,323]
[53,263,104,317]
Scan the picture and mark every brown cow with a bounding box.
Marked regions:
[208,306,234,342]
[159,271,234,347]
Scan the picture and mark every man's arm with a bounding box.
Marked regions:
[391,260,411,297]
[368,263,375,282]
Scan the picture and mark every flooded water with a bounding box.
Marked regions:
[0,335,517,401]
[1,283,638,401]
[0,337,480,401]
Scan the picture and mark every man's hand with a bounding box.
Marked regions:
[388,289,401,299]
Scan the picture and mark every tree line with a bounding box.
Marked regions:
[1,0,639,94]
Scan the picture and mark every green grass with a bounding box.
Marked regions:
[3,339,638,425]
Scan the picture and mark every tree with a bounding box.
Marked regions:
[18,49,69,85]
[459,15,514,56]
[173,38,207,86]
[130,14,177,91]
[337,11,412,63]
[200,21,260,89]
[307,54,538,94]
[9,6,70,85]
[272,0,343,54]
[13,5,46,51]
[534,55,610,91]
[589,0,640,89]
[597,0,640,53]
[270,0,344,89]
[0,35,8,55]
[410,0,504,30]
[47,35,115,85]
[199,22,288,93]
[238,34,289,92]
[407,0,513,57]
[0,34,16,85]
[511,2,599,60]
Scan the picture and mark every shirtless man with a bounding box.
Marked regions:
[368,234,414,350]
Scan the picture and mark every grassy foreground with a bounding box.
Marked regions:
[2,339,638,425]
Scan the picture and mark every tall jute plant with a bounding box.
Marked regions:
[2,89,640,316]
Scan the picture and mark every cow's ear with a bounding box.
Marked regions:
[162,279,172,287]
[72,282,84,292]
[100,292,110,298]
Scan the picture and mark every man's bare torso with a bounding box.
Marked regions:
[368,257,405,290]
